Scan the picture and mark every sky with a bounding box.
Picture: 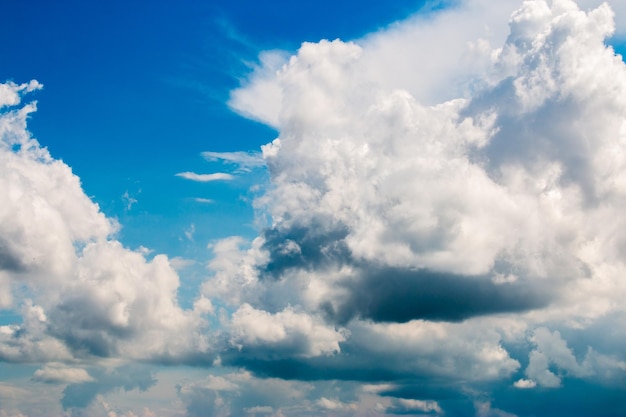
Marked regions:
[1,0,626,416]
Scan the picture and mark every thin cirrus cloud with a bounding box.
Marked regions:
[175,171,234,182]
[3,0,626,416]
[201,150,266,171]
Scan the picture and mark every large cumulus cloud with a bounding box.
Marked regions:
[199,0,626,415]
[0,82,209,366]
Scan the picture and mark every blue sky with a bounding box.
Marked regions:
[0,0,429,256]
[2,1,626,416]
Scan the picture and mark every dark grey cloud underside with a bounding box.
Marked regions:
[222,354,413,382]
[0,239,27,272]
[47,297,135,358]
[261,225,352,278]
[328,266,548,323]
[260,226,549,324]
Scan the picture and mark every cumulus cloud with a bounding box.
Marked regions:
[0,97,113,285]
[577,0,626,36]
[0,80,42,108]
[0,82,208,365]
[524,327,592,388]
[47,241,206,360]
[316,396,357,411]
[387,398,442,414]
[0,301,73,363]
[32,364,94,384]
[513,379,536,389]
[217,0,626,323]
[200,0,626,414]
[228,51,288,127]
[229,303,347,358]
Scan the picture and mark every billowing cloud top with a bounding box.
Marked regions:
[218,0,626,325]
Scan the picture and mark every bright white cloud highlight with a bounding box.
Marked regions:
[230,303,347,358]
[32,364,94,384]
[175,172,234,182]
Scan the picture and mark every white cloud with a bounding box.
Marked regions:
[175,172,234,182]
[0,84,209,365]
[207,0,626,401]
[513,379,537,389]
[122,190,138,211]
[228,51,289,127]
[0,80,42,108]
[316,397,357,411]
[194,197,214,204]
[169,256,196,270]
[392,398,442,414]
[229,0,626,312]
[229,303,347,358]
[521,326,626,388]
[0,99,113,281]
[202,236,266,307]
[228,0,522,127]
[577,0,626,37]
[344,318,521,381]
[32,364,94,384]
[377,0,626,102]
[243,405,274,414]
[201,150,266,171]
[525,350,562,388]
[50,241,209,361]
[530,328,592,378]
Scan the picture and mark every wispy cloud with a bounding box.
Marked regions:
[175,171,234,182]
[193,197,214,204]
[201,151,265,172]
[121,190,138,211]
